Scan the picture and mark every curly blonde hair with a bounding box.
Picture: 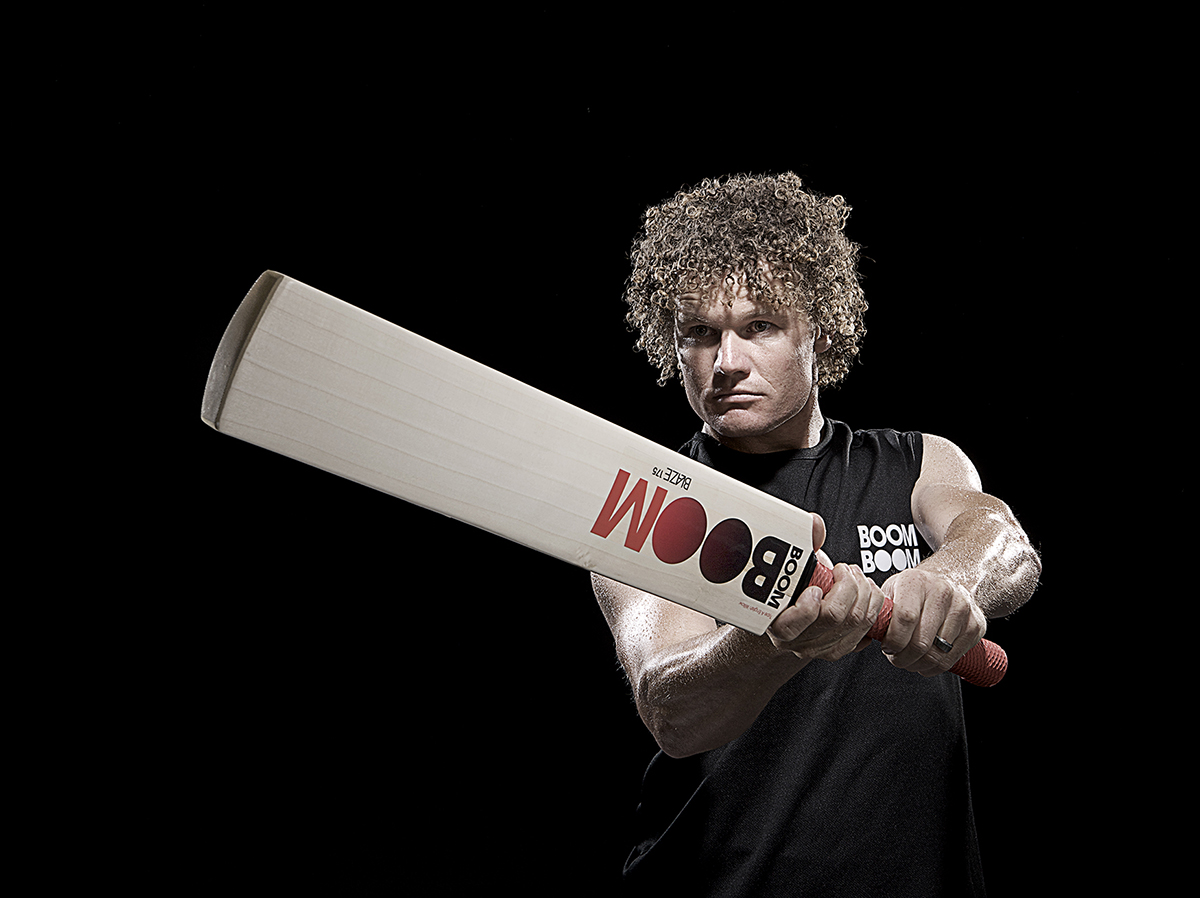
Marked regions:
[624,172,867,388]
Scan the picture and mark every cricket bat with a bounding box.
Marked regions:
[202,272,1006,686]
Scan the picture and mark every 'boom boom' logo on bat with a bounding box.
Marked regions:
[589,469,807,609]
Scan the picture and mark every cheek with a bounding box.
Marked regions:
[774,347,816,402]
[676,347,707,388]
[680,364,704,406]
[677,352,710,414]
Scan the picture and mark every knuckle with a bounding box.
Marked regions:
[823,605,847,627]
[769,617,800,644]
[930,574,954,595]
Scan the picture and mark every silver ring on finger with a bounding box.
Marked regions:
[932,635,955,654]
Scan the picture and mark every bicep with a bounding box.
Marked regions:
[913,434,1007,550]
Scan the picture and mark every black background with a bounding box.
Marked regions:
[40,9,1185,896]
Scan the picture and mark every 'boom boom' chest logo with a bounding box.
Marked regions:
[589,469,806,608]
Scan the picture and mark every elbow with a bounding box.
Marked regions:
[1016,542,1043,606]
[635,676,694,759]
[649,726,698,759]
[987,539,1042,619]
[1011,536,1042,604]
[648,718,710,760]
[633,667,715,758]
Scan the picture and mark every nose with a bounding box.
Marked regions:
[714,330,750,377]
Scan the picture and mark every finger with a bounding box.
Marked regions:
[768,585,822,646]
[895,582,977,676]
[866,579,887,630]
[820,564,866,631]
[845,566,879,636]
[932,603,971,659]
[854,581,888,652]
[891,585,953,673]
[909,582,956,668]
[928,600,986,672]
[821,565,875,658]
[879,576,923,657]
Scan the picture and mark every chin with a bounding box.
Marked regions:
[707,413,772,440]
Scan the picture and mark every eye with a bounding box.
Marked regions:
[748,320,774,334]
[680,324,713,340]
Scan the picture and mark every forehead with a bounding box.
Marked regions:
[673,293,800,326]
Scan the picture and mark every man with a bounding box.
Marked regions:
[592,173,1040,895]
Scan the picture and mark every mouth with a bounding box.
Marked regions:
[712,391,761,403]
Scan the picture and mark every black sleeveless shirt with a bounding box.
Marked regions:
[622,420,985,896]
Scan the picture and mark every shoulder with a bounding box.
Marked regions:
[916,434,983,492]
[911,434,1012,550]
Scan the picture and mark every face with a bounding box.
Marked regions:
[674,276,830,453]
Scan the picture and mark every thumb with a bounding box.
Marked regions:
[811,513,826,554]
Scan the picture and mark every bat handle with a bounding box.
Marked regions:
[807,560,1007,687]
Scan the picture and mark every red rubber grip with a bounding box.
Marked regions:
[808,560,1007,687]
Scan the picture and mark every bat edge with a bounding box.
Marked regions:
[201,270,286,430]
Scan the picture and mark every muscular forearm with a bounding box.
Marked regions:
[635,626,807,758]
[917,499,1041,619]
[596,559,882,758]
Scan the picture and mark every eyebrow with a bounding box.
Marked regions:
[673,304,789,325]
[673,309,709,325]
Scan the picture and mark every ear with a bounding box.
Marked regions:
[813,327,832,354]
